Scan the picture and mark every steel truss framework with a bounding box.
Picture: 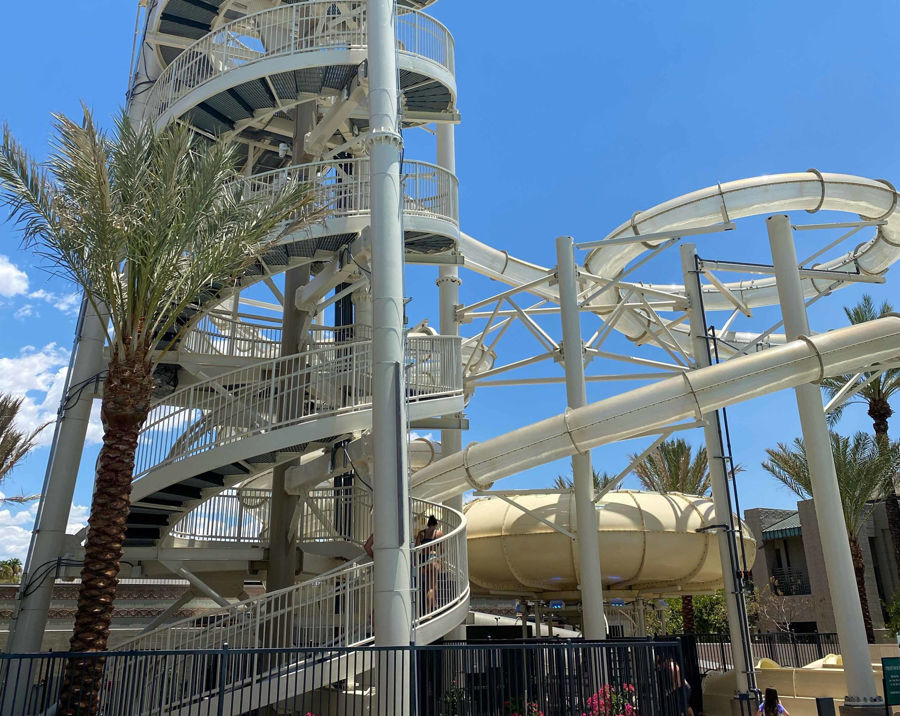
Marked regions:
[6,0,900,712]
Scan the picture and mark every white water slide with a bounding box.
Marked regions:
[459,171,899,353]
[109,172,900,714]
[415,171,900,499]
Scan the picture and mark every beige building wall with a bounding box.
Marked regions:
[747,498,899,640]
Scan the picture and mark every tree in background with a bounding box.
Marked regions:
[0,393,48,502]
[631,438,711,496]
[762,431,900,643]
[821,294,900,576]
[631,438,711,633]
[647,590,750,636]
[0,558,23,583]
[552,470,615,492]
[1,107,317,713]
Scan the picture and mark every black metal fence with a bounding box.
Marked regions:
[0,641,688,716]
[692,632,840,673]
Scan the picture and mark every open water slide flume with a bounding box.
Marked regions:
[414,171,900,500]
[458,171,900,353]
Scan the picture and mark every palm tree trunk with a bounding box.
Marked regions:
[681,595,695,634]
[884,491,900,574]
[59,355,153,716]
[870,406,900,578]
[849,537,875,644]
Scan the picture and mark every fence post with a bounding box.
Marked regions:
[217,642,229,716]
[791,632,800,668]
[566,642,577,716]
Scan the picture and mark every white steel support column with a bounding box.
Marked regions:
[436,122,467,641]
[367,0,412,656]
[681,244,755,698]
[555,235,606,640]
[7,299,107,653]
[766,215,880,708]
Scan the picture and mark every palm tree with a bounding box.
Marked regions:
[630,438,712,496]
[821,294,900,573]
[1,108,317,711]
[630,438,711,633]
[0,557,22,583]
[552,469,615,491]
[0,393,48,501]
[762,431,900,643]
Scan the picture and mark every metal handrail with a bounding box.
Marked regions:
[121,496,464,650]
[113,497,468,709]
[144,2,454,126]
[169,488,272,543]
[134,334,461,480]
[242,158,459,226]
[299,485,373,550]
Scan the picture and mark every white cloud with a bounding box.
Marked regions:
[0,343,103,447]
[0,493,89,560]
[0,256,29,297]
[13,304,38,321]
[29,288,81,317]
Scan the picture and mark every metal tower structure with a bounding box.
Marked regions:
[7,1,900,712]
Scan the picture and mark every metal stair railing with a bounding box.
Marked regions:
[111,497,468,713]
[134,334,461,480]
[168,488,272,544]
[299,485,373,551]
[145,2,454,126]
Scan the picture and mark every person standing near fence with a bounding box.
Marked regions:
[656,653,694,716]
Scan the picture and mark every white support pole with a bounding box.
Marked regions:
[680,243,755,698]
[555,235,606,640]
[634,599,647,638]
[766,215,881,708]
[367,0,412,660]
[436,122,467,641]
[7,299,107,653]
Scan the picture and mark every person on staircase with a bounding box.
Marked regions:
[415,515,444,613]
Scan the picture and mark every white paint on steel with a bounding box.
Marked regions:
[412,317,900,501]
[556,235,606,639]
[143,3,455,129]
[681,242,754,695]
[7,301,109,653]
[367,0,412,665]
[766,214,879,705]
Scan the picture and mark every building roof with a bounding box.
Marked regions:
[761,511,802,541]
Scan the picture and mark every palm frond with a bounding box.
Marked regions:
[820,294,900,431]
[762,431,900,537]
[630,438,711,496]
[0,393,50,483]
[0,108,322,366]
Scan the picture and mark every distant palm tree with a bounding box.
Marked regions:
[0,557,22,583]
[631,438,712,497]
[0,393,48,501]
[631,438,712,633]
[762,431,900,643]
[552,470,615,491]
[821,294,900,573]
[1,108,317,713]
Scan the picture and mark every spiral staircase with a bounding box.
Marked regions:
[98,0,471,711]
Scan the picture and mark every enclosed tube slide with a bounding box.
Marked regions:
[457,172,900,352]
[465,490,755,597]
[412,316,900,501]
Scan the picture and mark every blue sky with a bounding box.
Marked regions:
[1,1,899,558]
